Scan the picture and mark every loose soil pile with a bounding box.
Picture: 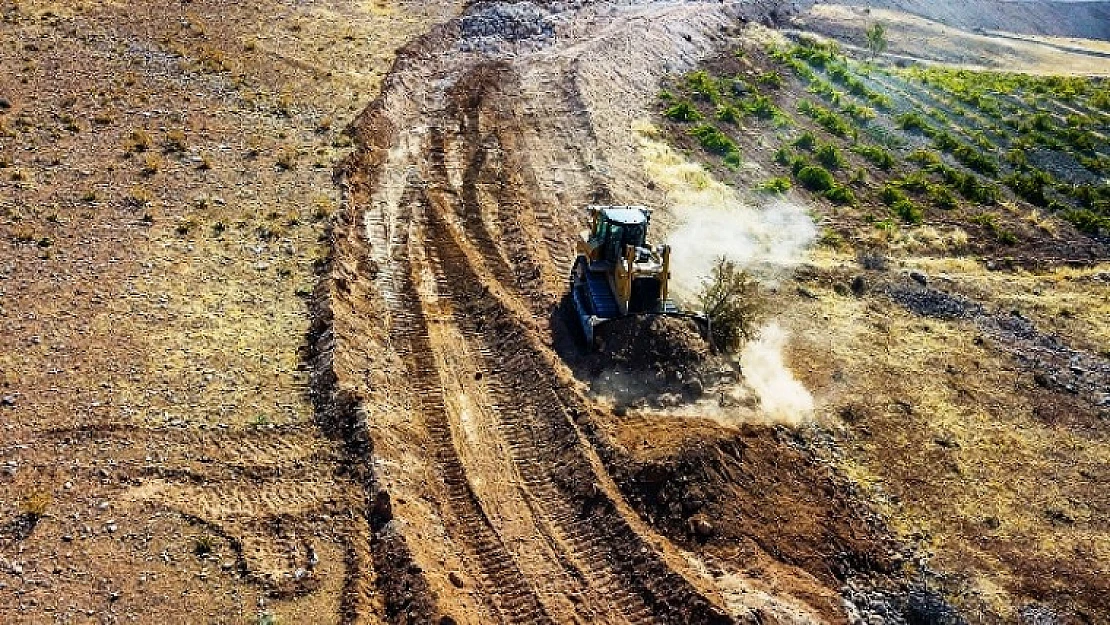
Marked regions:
[595,315,710,372]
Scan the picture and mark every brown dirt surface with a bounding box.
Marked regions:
[316,0,944,622]
[0,0,460,623]
[793,4,1110,76]
[594,315,710,372]
[7,0,1107,623]
[782,254,1110,623]
[843,0,1110,41]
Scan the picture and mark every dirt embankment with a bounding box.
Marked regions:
[310,1,951,623]
[845,0,1110,41]
[795,4,1110,74]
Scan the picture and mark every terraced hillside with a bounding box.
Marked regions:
[659,35,1109,262]
[657,26,1110,624]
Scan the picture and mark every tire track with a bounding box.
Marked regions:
[380,180,556,624]
[329,2,815,621]
[417,196,736,625]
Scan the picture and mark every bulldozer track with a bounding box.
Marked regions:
[324,2,802,622]
[374,182,556,624]
[418,196,732,625]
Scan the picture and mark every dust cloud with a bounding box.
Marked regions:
[636,122,816,300]
[635,122,816,426]
[739,323,815,426]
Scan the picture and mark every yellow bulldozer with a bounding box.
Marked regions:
[570,205,707,347]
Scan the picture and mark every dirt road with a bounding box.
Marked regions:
[317,1,844,623]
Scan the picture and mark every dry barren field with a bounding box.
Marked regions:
[2,0,1108,624]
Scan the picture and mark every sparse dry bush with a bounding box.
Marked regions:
[312,196,335,221]
[124,129,153,154]
[176,216,200,236]
[20,490,51,518]
[163,129,187,153]
[12,224,37,244]
[127,185,155,208]
[193,534,216,557]
[698,257,766,353]
[276,146,298,170]
[141,154,162,176]
[857,250,889,271]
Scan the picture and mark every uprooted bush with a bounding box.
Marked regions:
[698,257,766,353]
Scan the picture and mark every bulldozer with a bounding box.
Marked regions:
[569,205,707,347]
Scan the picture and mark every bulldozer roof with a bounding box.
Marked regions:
[591,205,650,225]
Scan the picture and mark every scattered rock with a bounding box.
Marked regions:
[448,570,465,588]
[688,515,714,538]
[851,275,868,297]
[888,285,982,320]
[0,395,15,407]
[910,271,928,286]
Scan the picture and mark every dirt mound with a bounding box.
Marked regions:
[608,419,918,622]
[595,315,710,372]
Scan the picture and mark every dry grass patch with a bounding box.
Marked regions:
[785,253,1110,620]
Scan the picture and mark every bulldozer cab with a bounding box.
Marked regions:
[589,207,650,265]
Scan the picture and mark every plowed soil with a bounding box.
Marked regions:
[318,1,914,623]
[8,0,1104,623]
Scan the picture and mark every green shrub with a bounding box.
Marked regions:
[796,165,835,192]
[664,100,703,122]
[851,143,895,170]
[927,184,959,209]
[797,100,852,138]
[931,130,959,152]
[1066,183,1110,210]
[896,111,930,132]
[757,177,792,194]
[1080,155,1108,175]
[1006,148,1030,170]
[689,124,737,156]
[952,171,1000,205]
[808,79,843,106]
[951,143,999,177]
[699,258,766,352]
[774,146,793,165]
[790,155,809,176]
[815,143,847,169]
[756,71,784,89]
[745,94,782,120]
[825,184,857,206]
[842,102,876,122]
[686,70,721,103]
[792,131,817,151]
[880,184,907,206]
[716,104,743,125]
[908,149,942,167]
[897,172,931,193]
[1062,209,1109,235]
[1005,170,1052,207]
[892,199,923,224]
[970,211,1018,243]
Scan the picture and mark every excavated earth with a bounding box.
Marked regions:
[313,1,926,623]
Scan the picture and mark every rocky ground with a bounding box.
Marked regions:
[0,1,460,623]
[2,0,1108,623]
